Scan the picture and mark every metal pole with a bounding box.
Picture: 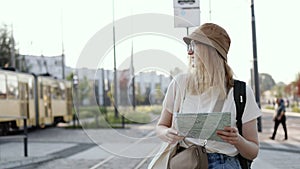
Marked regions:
[251,0,262,132]
[131,40,136,110]
[10,24,16,68]
[61,9,65,79]
[76,85,79,126]
[23,118,28,157]
[186,27,189,51]
[62,54,65,79]
[60,9,65,79]
[209,0,212,21]
[73,74,79,127]
[132,76,136,110]
[101,69,106,106]
[113,0,119,118]
[186,27,189,36]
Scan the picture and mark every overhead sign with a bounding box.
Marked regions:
[174,8,200,27]
[173,0,200,8]
[173,0,200,28]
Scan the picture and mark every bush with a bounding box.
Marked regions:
[73,105,158,128]
[264,105,274,110]
[292,107,300,113]
[135,105,162,115]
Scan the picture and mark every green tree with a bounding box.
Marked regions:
[66,72,74,81]
[271,82,286,98]
[0,25,16,67]
[0,25,30,72]
[296,73,300,97]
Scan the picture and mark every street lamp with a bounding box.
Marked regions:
[112,0,119,118]
[61,53,65,79]
[250,0,262,132]
[73,73,79,127]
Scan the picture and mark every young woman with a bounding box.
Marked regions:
[149,23,262,169]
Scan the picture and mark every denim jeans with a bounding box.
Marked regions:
[207,153,241,169]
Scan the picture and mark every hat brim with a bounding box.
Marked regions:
[183,33,227,61]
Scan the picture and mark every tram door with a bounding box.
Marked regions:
[43,85,52,121]
[19,82,29,118]
[66,87,72,116]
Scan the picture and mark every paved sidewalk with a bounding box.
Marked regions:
[0,109,299,169]
[0,123,157,169]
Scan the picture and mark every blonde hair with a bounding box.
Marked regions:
[186,42,234,98]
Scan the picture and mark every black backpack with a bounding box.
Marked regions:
[234,80,252,169]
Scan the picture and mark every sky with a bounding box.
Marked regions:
[0,0,299,84]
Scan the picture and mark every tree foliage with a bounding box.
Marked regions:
[0,25,17,67]
[296,73,300,97]
[259,73,276,93]
[0,24,31,72]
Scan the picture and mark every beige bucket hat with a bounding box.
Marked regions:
[183,23,231,61]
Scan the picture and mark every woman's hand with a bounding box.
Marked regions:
[217,120,259,160]
[156,109,184,144]
[216,126,241,145]
[161,128,184,144]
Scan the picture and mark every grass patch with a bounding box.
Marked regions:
[292,106,300,113]
[70,105,159,129]
[135,105,162,115]
[264,105,275,110]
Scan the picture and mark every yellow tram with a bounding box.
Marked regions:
[0,69,73,134]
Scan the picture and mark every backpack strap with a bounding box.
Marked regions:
[234,80,252,169]
[234,80,246,135]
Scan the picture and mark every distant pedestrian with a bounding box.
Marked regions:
[286,99,290,108]
[270,99,288,140]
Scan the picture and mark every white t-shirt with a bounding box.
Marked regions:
[162,73,262,156]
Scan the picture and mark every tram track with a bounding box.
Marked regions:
[132,146,160,169]
[89,130,157,169]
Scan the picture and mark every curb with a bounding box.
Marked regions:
[0,143,95,169]
[0,155,56,169]
[262,108,300,117]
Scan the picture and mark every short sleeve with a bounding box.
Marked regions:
[242,85,262,123]
[162,79,177,113]
[162,74,186,114]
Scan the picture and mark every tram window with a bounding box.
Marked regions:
[40,82,43,99]
[59,82,66,99]
[43,85,50,100]
[52,86,58,99]
[7,75,18,99]
[0,74,6,99]
[28,78,34,99]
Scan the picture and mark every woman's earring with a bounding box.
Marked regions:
[191,56,195,68]
[188,44,194,55]
[188,44,195,67]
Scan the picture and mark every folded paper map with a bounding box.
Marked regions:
[174,112,231,142]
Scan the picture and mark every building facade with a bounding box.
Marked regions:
[21,54,173,106]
